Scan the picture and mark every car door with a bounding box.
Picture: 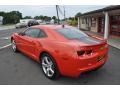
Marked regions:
[19,28,41,59]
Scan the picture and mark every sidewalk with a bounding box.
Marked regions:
[0,25,15,30]
[83,30,120,49]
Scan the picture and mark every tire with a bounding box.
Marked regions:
[41,53,60,80]
[11,39,18,52]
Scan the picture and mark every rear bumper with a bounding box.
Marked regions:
[76,57,107,76]
[57,52,108,77]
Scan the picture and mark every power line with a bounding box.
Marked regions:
[63,6,66,21]
[58,6,64,16]
[56,5,60,24]
[56,5,66,24]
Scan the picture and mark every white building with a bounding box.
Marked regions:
[78,5,120,39]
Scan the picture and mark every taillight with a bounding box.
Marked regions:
[77,50,93,56]
[100,44,108,50]
[86,50,92,54]
[77,51,85,56]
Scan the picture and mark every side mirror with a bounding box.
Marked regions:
[18,32,25,36]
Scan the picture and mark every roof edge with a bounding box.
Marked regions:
[79,5,120,17]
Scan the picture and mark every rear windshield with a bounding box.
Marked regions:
[57,28,89,39]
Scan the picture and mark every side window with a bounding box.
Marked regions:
[24,28,47,38]
[24,28,40,38]
[39,29,47,38]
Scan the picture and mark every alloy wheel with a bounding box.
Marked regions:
[42,56,55,77]
[12,40,17,52]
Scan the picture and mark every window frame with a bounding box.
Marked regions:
[91,17,96,27]
[23,27,47,38]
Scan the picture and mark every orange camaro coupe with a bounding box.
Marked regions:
[11,25,108,79]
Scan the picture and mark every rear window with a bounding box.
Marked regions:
[57,28,89,39]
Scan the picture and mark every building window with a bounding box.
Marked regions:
[110,15,120,36]
[91,17,96,27]
[85,18,88,24]
[82,18,85,24]
[82,18,84,24]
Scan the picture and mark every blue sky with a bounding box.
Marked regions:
[0,5,107,19]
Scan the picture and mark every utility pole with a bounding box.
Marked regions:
[56,5,60,24]
[63,6,66,21]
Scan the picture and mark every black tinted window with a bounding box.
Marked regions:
[39,30,47,37]
[57,28,88,39]
[24,28,40,38]
[24,28,46,38]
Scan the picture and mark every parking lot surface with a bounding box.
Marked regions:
[0,28,120,85]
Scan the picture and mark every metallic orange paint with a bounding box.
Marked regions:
[11,25,108,77]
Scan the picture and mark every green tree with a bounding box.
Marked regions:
[0,11,5,16]
[52,16,57,20]
[34,15,51,21]
[39,15,44,20]
[34,16,40,19]
[75,12,82,18]
[69,17,74,20]
[23,16,32,19]
[75,12,82,20]
[1,11,22,24]
[10,11,22,19]
[45,16,51,21]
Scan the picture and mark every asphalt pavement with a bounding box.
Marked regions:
[0,28,25,47]
[0,28,120,85]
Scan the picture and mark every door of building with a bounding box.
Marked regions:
[110,15,120,36]
[98,17,105,34]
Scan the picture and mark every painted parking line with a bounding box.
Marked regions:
[0,44,11,50]
[0,27,15,31]
[0,37,10,39]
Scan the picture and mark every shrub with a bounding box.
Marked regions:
[69,20,78,26]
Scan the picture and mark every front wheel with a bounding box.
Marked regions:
[11,40,18,52]
[41,53,60,80]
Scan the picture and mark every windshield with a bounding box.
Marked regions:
[57,28,89,39]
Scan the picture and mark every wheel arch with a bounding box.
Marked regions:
[11,37,13,40]
[11,37,14,42]
[39,50,61,78]
[39,50,60,69]
[39,51,53,62]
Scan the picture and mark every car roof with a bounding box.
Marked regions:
[32,25,73,30]
[31,25,72,41]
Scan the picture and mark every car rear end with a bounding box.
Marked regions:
[55,26,108,77]
[74,41,108,75]
[57,41,108,77]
